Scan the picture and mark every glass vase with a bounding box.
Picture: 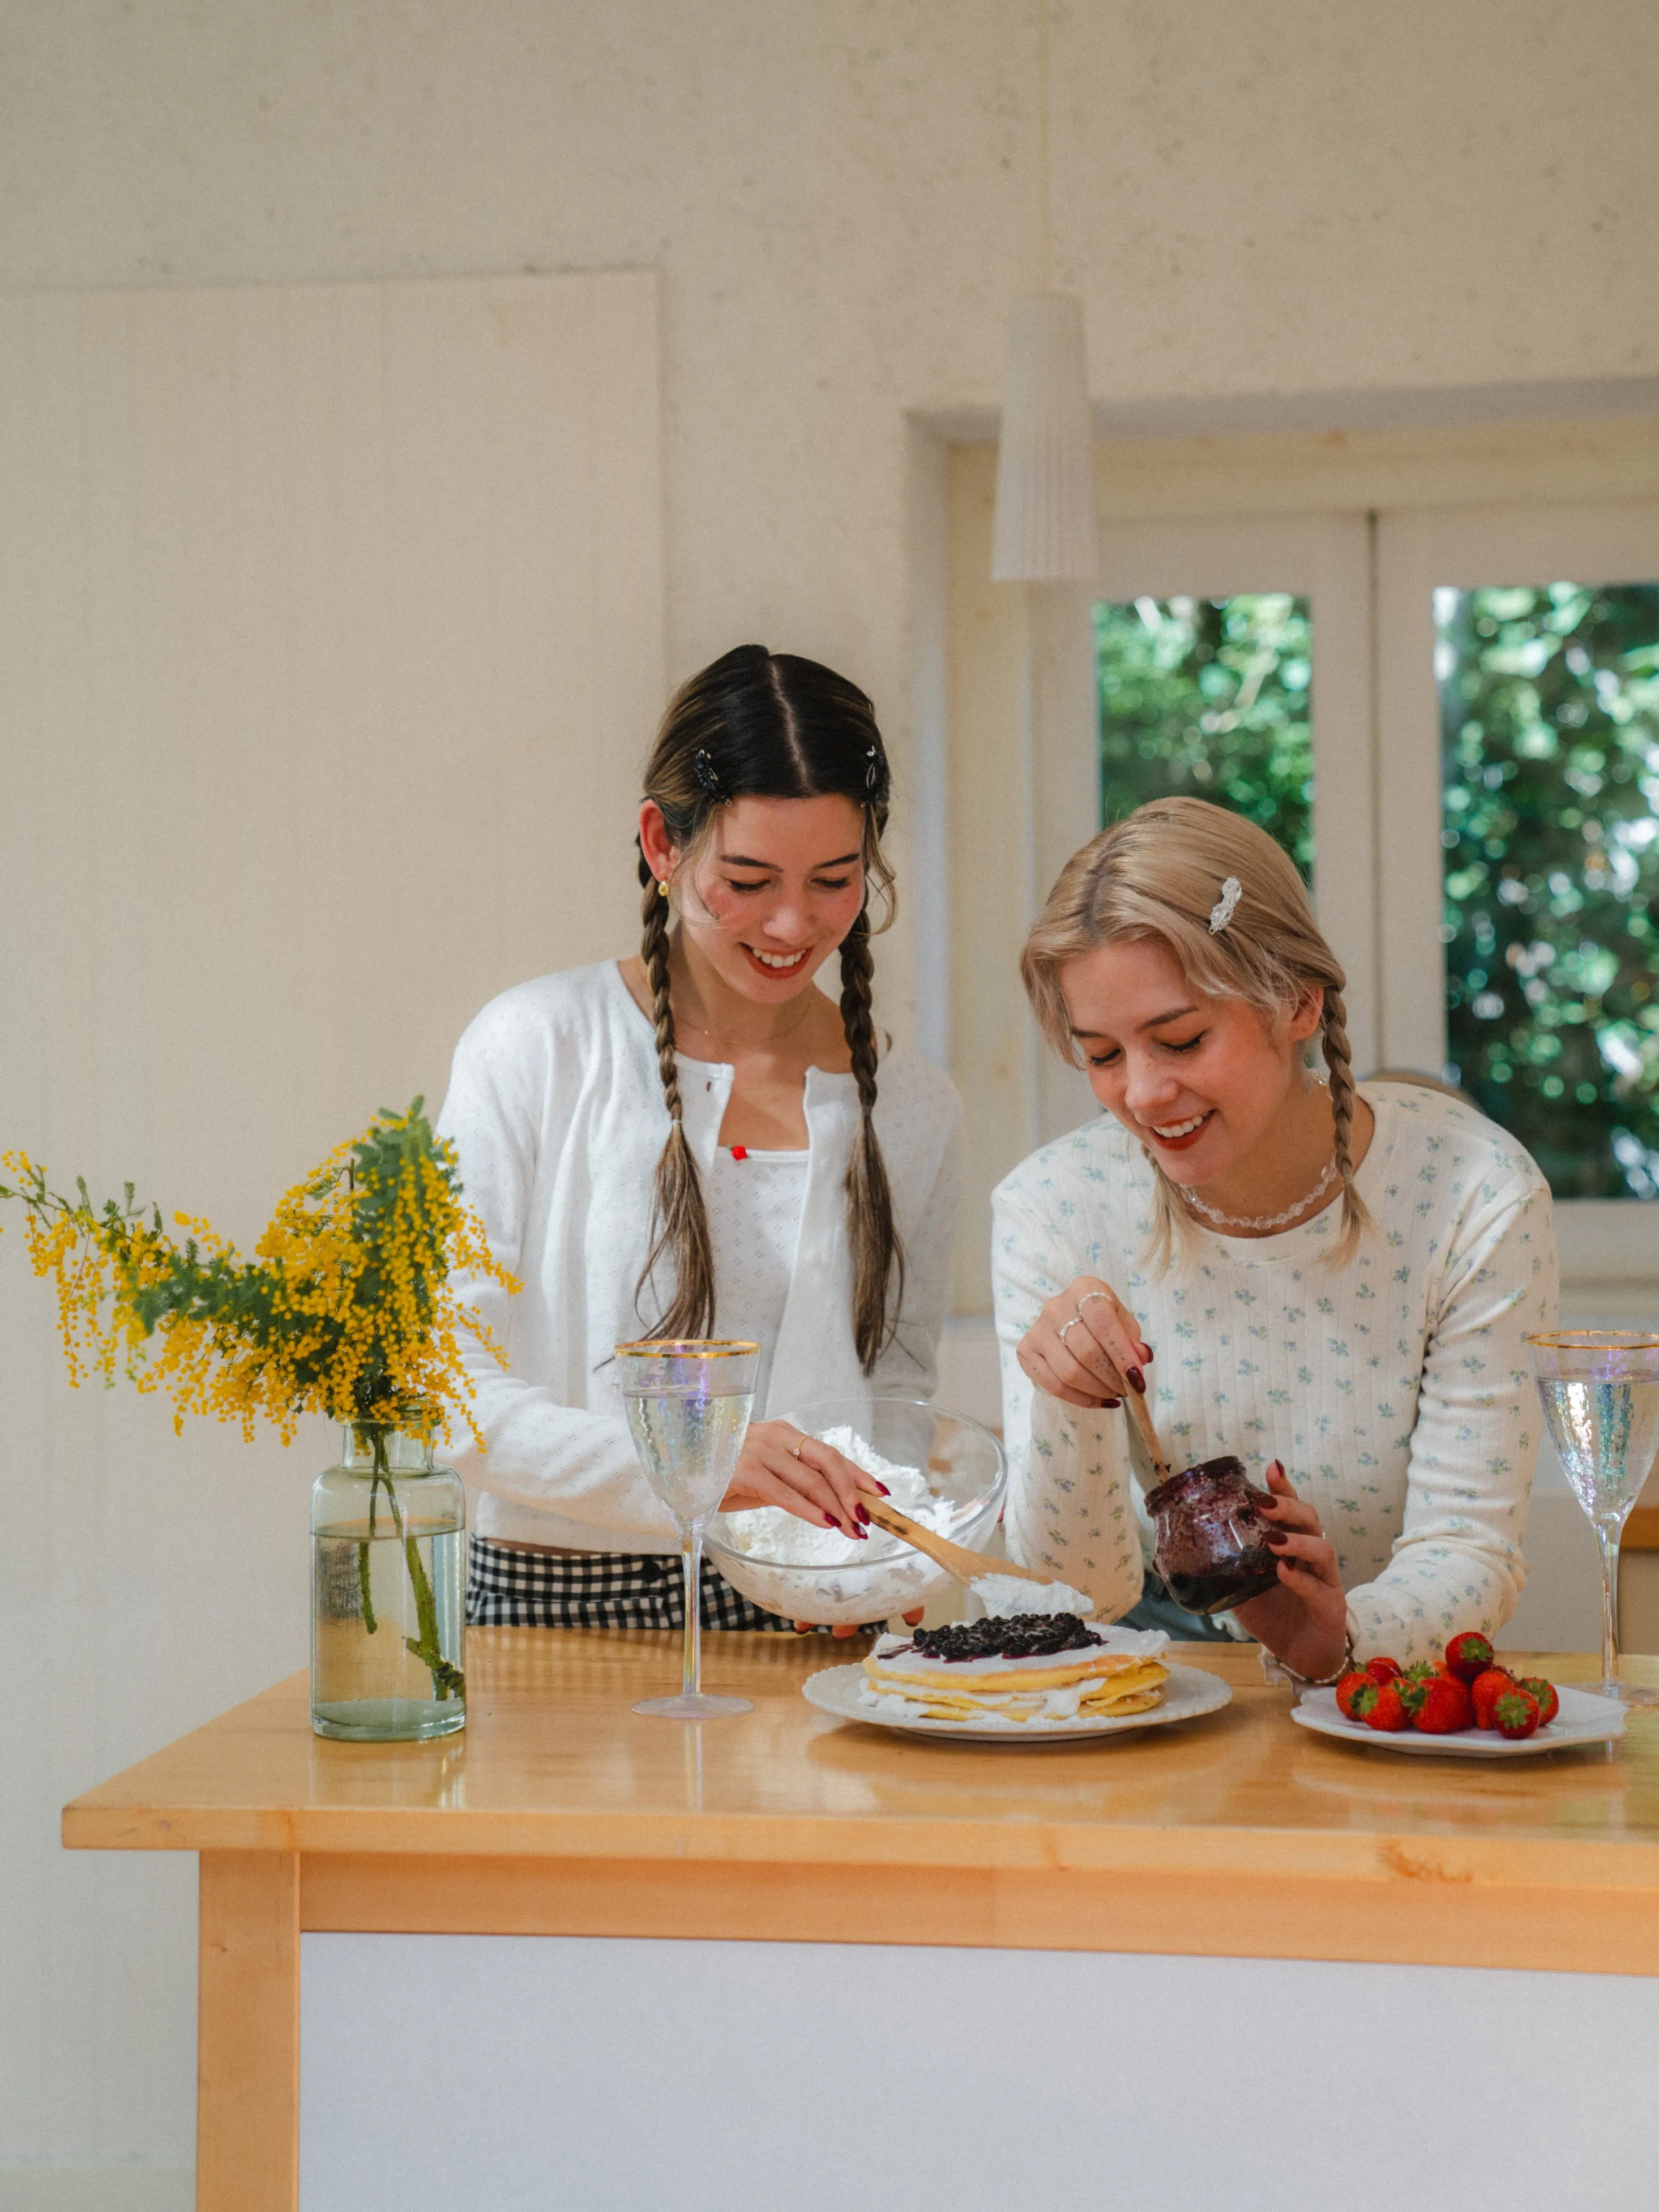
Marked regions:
[310,1420,467,1742]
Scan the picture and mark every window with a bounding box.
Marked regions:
[1436,583,1659,1198]
[1097,593,1314,876]
[1377,501,1659,1286]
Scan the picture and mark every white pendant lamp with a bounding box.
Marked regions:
[990,0,1100,584]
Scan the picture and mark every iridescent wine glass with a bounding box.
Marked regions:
[1527,1330,1659,1707]
[615,1338,760,1719]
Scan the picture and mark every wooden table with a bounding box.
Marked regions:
[63,1632,1659,2211]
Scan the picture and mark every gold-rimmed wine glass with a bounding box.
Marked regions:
[614,1338,760,1719]
[1527,1329,1659,1707]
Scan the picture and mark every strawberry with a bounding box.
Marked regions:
[1335,1669,1371,1721]
[1518,1675,1560,1727]
[1444,1631,1495,1683]
[1405,1674,1473,1734]
[1494,1688,1541,1740]
[1356,1679,1411,1731]
[1470,1666,1516,1730]
[1365,1655,1405,1685]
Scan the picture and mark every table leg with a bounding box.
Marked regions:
[198,1850,300,2212]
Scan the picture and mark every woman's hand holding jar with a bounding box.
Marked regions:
[1235,1462,1350,1681]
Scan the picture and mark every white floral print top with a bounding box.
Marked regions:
[991,1083,1557,1664]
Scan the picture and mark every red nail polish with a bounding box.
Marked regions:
[1127,1366,1145,1393]
[1140,1345,1154,1363]
[855,1505,870,1525]
[874,1481,891,1496]
[1266,1532,1289,1548]
[823,1514,839,1529]
[1103,1396,1123,1409]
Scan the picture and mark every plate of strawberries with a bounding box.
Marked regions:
[1291,1633,1626,1758]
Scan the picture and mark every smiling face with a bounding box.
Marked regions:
[1061,935,1322,1187]
[640,791,869,1002]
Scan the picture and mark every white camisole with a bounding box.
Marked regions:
[705,1144,810,1413]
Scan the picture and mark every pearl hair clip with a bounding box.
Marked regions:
[1208,876,1242,934]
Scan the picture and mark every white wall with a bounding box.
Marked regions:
[0,268,664,2187]
[3,0,1658,2183]
[5,2,1658,1035]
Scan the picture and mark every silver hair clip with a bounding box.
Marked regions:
[692,749,726,801]
[1208,876,1243,934]
[865,743,883,795]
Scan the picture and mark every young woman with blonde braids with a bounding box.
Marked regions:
[436,645,964,1635]
[994,798,1557,1676]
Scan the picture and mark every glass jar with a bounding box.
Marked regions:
[1145,1454,1281,1616]
[310,1420,467,1741]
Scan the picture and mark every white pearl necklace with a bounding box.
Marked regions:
[1181,1154,1339,1231]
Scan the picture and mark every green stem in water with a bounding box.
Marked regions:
[356,1430,388,1636]
[402,1528,465,1702]
[354,1426,464,1702]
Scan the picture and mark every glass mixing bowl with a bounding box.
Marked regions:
[704,1394,1007,1628]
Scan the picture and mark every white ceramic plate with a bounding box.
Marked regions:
[801,1658,1233,1743]
[1292,1682,1626,1758]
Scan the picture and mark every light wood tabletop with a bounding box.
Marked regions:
[61,1631,1659,2212]
[63,1629,1659,1929]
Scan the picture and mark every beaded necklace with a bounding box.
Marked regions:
[1181,1154,1339,1232]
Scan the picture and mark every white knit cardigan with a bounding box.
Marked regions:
[435,960,966,1552]
[991,1083,1558,1663]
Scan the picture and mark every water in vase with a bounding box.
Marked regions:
[311,1521,467,1739]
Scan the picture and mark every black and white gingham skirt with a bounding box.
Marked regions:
[467,1535,802,1632]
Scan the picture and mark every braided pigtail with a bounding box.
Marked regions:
[1320,986,1373,1265]
[839,910,905,1370]
[634,855,717,1338]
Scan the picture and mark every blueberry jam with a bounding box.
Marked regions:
[907,1615,1102,1663]
[1145,1455,1279,1614]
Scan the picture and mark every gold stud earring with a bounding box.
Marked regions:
[657,879,669,899]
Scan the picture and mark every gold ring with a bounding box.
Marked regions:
[791,1432,810,1459]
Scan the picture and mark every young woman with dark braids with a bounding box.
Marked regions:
[993,798,1556,1678]
[435,645,964,1638]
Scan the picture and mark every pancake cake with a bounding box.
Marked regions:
[861,1613,1169,1726]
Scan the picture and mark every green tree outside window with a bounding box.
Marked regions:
[1436,583,1659,1199]
[1096,594,1314,879]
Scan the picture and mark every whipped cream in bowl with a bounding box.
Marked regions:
[704,1397,1006,1627]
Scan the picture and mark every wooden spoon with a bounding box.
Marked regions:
[1119,1378,1171,1486]
[861,1498,1055,1589]
[1074,1315,1171,1482]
